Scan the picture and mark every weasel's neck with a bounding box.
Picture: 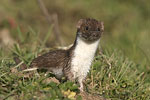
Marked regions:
[73,37,100,57]
[71,36,100,78]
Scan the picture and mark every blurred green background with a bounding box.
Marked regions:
[0,0,149,70]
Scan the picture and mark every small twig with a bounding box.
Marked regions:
[52,14,63,46]
[37,0,52,24]
[3,90,16,100]
[37,0,63,46]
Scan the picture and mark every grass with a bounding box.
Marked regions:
[0,0,150,100]
[0,28,150,100]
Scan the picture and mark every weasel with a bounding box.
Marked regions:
[21,18,104,91]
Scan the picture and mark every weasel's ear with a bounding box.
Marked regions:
[99,21,104,32]
[76,19,84,29]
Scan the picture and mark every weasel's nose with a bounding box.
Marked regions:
[92,32,97,37]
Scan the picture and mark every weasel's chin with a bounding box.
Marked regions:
[80,36,100,42]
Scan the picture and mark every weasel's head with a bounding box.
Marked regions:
[76,18,104,42]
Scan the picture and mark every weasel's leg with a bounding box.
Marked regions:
[78,77,84,92]
[66,71,75,82]
[63,67,75,81]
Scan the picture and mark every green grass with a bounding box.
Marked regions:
[0,0,150,99]
[0,29,150,100]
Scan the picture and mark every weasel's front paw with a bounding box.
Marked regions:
[79,86,84,92]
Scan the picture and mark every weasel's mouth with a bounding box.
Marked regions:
[81,33,100,42]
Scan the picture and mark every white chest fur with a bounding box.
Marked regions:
[71,37,100,80]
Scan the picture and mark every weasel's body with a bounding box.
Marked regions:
[30,49,70,78]
[30,18,104,91]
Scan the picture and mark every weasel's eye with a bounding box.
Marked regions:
[85,26,88,30]
[97,28,100,31]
